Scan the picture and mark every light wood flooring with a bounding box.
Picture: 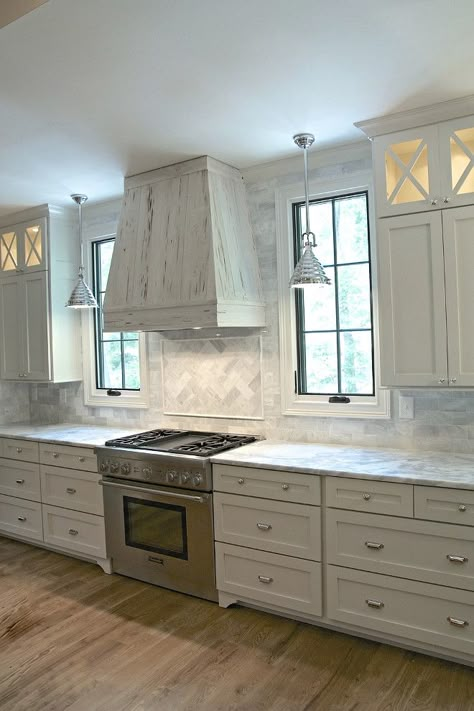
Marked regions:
[1,536,473,711]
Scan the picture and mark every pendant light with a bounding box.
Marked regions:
[289,133,330,288]
[65,194,98,309]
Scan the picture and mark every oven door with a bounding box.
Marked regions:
[101,477,217,601]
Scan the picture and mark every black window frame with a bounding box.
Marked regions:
[92,237,140,392]
[293,190,375,398]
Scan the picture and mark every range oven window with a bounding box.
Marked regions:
[123,497,188,560]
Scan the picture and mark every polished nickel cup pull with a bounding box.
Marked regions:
[256,523,272,531]
[366,598,384,609]
[258,575,273,584]
[66,488,77,495]
[447,616,469,628]
[68,528,79,536]
[447,554,468,564]
[17,515,26,522]
[362,493,372,501]
[365,541,384,550]
[15,479,25,485]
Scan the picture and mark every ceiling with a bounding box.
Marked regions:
[1,0,474,216]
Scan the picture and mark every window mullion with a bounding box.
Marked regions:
[332,199,342,393]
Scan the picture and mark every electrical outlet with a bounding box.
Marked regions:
[399,395,414,419]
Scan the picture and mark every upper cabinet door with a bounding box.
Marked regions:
[0,217,47,277]
[23,272,50,381]
[0,276,26,379]
[377,212,448,387]
[439,115,474,208]
[443,205,474,387]
[373,126,441,217]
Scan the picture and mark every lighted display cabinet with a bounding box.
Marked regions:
[372,115,474,217]
[0,205,82,382]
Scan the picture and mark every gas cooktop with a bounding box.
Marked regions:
[104,428,258,457]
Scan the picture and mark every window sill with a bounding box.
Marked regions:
[282,391,391,419]
[84,391,149,409]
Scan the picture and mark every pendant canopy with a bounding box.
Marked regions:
[66,194,98,309]
[289,133,330,288]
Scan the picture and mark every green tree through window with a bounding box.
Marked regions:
[293,192,374,396]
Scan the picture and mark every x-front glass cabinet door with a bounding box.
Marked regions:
[0,217,47,276]
[374,126,441,217]
[439,115,474,208]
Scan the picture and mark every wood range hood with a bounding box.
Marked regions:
[103,156,265,332]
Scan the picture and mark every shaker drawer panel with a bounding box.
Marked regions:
[213,464,320,505]
[40,466,103,515]
[326,476,413,517]
[214,493,321,560]
[39,443,97,472]
[216,542,322,616]
[0,493,43,541]
[415,486,474,526]
[327,566,474,656]
[2,438,39,463]
[0,458,40,501]
[42,505,106,558]
[326,509,474,591]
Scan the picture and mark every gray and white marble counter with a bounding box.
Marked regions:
[0,423,139,448]
[212,440,474,490]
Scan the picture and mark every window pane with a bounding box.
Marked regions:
[99,241,115,287]
[102,341,123,388]
[337,264,371,329]
[304,332,338,393]
[303,267,336,331]
[335,195,369,263]
[340,331,373,394]
[124,340,140,389]
[299,201,334,266]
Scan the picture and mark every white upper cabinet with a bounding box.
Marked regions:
[0,205,82,383]
[372,115,474,217]
[378,205,474,388]
[0,217,47,276]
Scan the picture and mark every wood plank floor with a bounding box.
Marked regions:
[1,536,473,711]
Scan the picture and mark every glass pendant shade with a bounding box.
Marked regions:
[289,243,330,287]
[289,133,330,288]
[66,194,98,309]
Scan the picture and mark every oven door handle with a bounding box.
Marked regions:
[99,479,207,503]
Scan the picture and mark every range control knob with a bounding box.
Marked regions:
[181,472,190,484]
[142,467,152,479]
[110,462,119,474]
[168,471,177,483]
[192,474,202,487]
[99,461,109,473]
[121,463,131,475]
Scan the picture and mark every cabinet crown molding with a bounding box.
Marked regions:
[355,95,474,139]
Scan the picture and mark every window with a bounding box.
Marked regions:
[92,238,140,391]
[81,222,148,409]
[276,171,389,418]
[293,192,375,397]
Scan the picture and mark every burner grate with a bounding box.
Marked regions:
[104,429,183,448]
[167,434,257,457]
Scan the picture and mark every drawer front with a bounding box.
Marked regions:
[0,493,43,541]
[214,493,320,560]
[0,458,40,501]
[327,566,474,656]
[326,509,474,591]
[326,476,413,517]
[2,438,39,463]
[39,443,97,473]
[415,486,474,526]
[213,464,320,505]
[40,466,103,515]
[42,505,106,558]
[216,542,322,616]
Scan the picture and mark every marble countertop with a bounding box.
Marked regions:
[0,423,139,448]
[212,440,474,490]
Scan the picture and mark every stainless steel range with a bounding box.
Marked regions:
[96,429,258,602]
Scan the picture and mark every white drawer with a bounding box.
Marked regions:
[326,509,474,591]
[0,493,43,541]
[216,542,322,616]
[42,505,106,558]
[39,443,97,473]
[0,458,40,501]
[327,566,474,656]
[213,464,320,505]
[214,492,320,561]
[415,486,474,526]
[40,466,103,515]
[2,438,39,463]
[326,476,413,517]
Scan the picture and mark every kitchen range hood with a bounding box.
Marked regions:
[103,156,265,332]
